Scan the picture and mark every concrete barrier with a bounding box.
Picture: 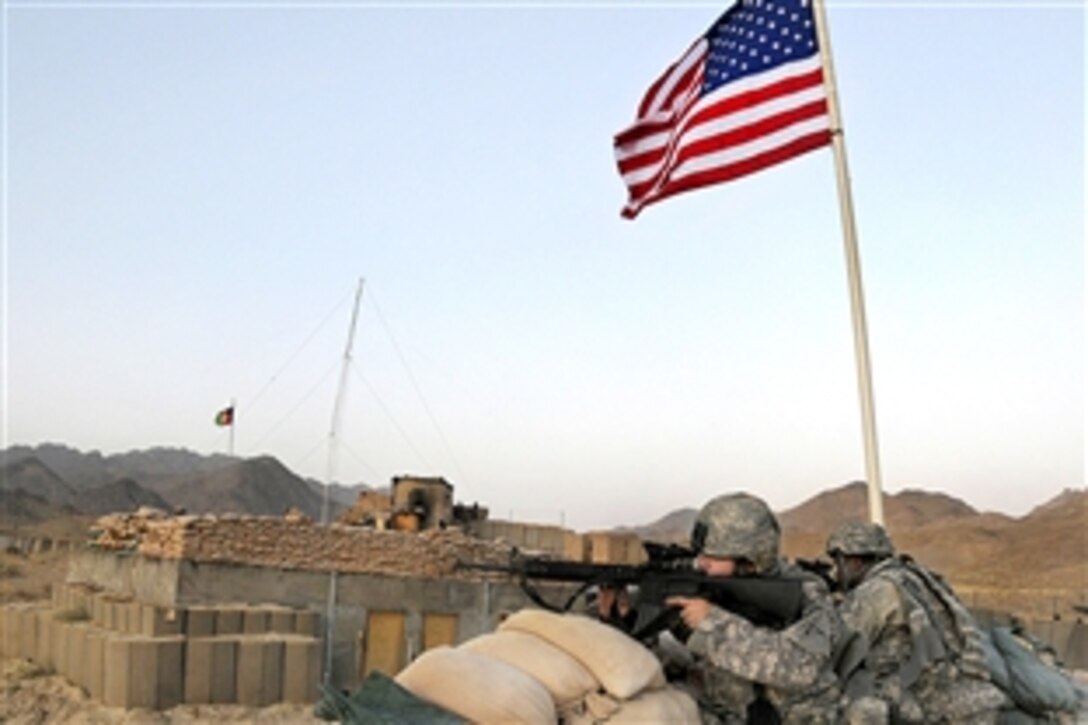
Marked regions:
[48,613,67,670]
[236,637,285,706]
[242,607,269,634]
[0,606,14,658]
[66,623,90,690]
[268,606,295,634]
[295,610,319,637]
[282,636,321,704]
[186,606,216,636]
[184,637,238,704]
[216,608,243,635]
[103,635,185,709]
[85,628,107,700]
[15,605,38,657]
[138,604,184,637]
[28,609,47,666]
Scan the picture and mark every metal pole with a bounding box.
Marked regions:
[323,277,366,525]
[322,276,365,685]
[811,0,885,525]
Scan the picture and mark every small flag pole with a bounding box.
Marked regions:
[228,398,236,457]
[811,0,885,525]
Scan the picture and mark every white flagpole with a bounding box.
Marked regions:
[811,0,886,526]
[228,397,236,457]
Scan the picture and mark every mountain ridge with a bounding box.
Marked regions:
[1,444,373,523]
[3,444,1084,573]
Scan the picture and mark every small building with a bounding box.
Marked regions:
[391,476,454,530]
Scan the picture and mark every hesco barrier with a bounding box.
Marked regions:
[0,589,319,710]
[0,548,574,709]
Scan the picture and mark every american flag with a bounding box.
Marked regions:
[615,0,832,219]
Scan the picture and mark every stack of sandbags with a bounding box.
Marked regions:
[395,646,557,724]
[499,609,699,724]
[461,629,598,714]
[394,608,700,724]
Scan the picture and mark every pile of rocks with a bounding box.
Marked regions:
[86,509,517,580]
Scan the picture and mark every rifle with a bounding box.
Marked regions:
[795,557,838,592]
[457,547,805,643]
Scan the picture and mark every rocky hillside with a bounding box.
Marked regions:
[0,489,78,525]
[0,458,78,507]
[778,481,977,533]
[156,456,327,518]
[70,479,171,516]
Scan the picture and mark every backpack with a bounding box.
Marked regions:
[982,625,1086,716]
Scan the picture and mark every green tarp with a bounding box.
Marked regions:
[314,672,466,725]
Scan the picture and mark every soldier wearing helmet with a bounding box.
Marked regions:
[825,520,895,592]
[661,492,847,723]
[826,521,1006,724]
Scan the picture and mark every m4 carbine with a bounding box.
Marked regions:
[457,548,805,643]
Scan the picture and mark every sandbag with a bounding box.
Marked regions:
[499,608,664,700]
[460,629,599,707]
[605,686,701,724]
[395,646,556,725]
[990,626,1079,715]
[562,691,622,725]
[564,687,700,725]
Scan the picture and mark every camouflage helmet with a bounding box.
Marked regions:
[691,493,780,573]
[826,521,895,558]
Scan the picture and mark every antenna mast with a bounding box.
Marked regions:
[322,276,364,686]
[323,276,365,524]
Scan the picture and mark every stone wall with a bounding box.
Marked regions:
[88,510,515,577]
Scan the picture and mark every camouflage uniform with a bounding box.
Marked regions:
[828,521,1007,724]
[675,493,846,724]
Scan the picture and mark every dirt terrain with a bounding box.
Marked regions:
[0,657,322,724]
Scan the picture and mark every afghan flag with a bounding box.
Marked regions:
[214,406,234,427]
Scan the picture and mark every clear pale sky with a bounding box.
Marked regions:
[2,1,1083,532]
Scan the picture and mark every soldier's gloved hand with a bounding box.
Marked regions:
[665,595,712,629]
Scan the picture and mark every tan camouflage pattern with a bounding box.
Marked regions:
[678,561,846,724]
[695,492,780,573]
[826,520,896,558]
[837,556,1007,723]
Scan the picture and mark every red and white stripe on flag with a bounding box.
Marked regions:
[614,0,832,219]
